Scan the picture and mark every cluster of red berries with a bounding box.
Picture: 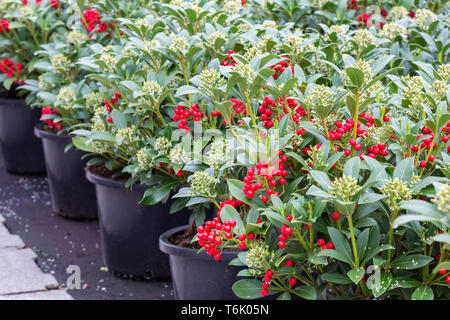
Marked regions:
[357,13,372,26]
[50,0,59,8]
[0,19,10,34]
[221,50,237,66]
[348,0,367,10]
[167,168,183,176]
[261,269,274,296]
[278,221,293,249]
[0,59,23,84]
[41,107,62,131]
[270,56,293,80]
[217,197,244,216]
[173,103,203,131]
[278,96,306,124]
[197,217,235,260]
[213,98,247,125]
[258,97,277,128]
[317,238,335,250]
[437,269,450,283]
[83,9,110,33]
[242,153,289,201]
[104,92,121,123]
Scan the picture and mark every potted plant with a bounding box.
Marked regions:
[0,0,66,173]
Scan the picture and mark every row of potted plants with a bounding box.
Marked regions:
[0,0,449,300]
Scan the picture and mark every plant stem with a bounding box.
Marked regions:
[347,215,359,267]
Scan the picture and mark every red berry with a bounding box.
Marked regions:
[261,289,268,296]
[247,233,255,240]
[261,195,269,203]
[344,149,351,156]
[238,234,246,241]
[438,269,447,275]
[420,160,427,167]
[446,275,450,284]
[354,143,362,151]
[317,239,325,246]
[239,242,246,250]
[383,115,390,122]
[278,241,286,248]
[284,260,294,267]
[289,278,297,286]
[332,212,340,220]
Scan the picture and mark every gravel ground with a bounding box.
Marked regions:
[0,146,174,300]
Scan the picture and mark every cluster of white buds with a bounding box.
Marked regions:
[306,145,326,168]
[305,85,336,110]
[431,80,448,101]
[121,46,137,57]
[51,54,70,69]
[380,22,408,40]
[143,80,163,102]
[135,18,150,29]
[257,34,278,53]
[313,0,328,8]
[438,64,450,81]
[67,30,88,46]
[38,74,51,90]
[115,126,137,145]
[433,183,450,213]
[328,175,360,201]
[169,36,190,52]
[286,34,314,55]
[189,171,216,196]
[207,138,230,169]
[380,177,413,212]
[169,145,190,164]
[234,63,258,85]
[20,6,34,19]
[353,29,375,48]
[410,174,421,186]
[389,6,408,20]
[99,53,116,72]
[361,80,385,103]
[136,148,153,170]
[91,109,106,132]
[85,92,103,108]
[207,31,226,48]
[246,242,274,276]
[353,58,373,83]
[414,9,437,30]
[327,25,346,41]
[57,86,77,108]
[170,0,183,6]
[199,68,226,97]
[402,75,424,109]
[222,0,242,15]
[262,20,277,29]
[144,40,160,52]
[244,46,261,61]
[154,136,172,156]
[237,22,251,32]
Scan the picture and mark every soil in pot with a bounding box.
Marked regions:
[160,225,244,300]
[86,165,190,280]
[0,99,46,174]
[34,125,97,219]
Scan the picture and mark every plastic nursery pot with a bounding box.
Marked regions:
[86,170,190,279]
[34,125,97,219]
[160,225,243,300]
[0,98,46,174]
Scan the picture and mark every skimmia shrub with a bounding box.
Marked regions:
[6,0,449,300]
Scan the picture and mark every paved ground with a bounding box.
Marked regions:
[0,147,174,300]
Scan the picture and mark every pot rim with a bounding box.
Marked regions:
[34,124,72,141]
[85,169,150,191]
[159,225,241,261]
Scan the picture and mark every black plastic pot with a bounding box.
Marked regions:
[0,99,45,174]
[160,225,243,300]
[34,126,97,219]
[86,170,190,279]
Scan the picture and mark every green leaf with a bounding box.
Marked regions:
[72,136,96,153]
[343,157,360,179]
[232,279,276,299]
[321,273,353,285]
[328,227,354,265]
[308,247,328,265]
[220,204,245,235]
[345,67,365,87]
[175,85,200,96]
[391,254,433,270]
[347,268,365,284]
[411,286,434,300]
[139,181,178,205]
[111,109,127,129]
[318,249,353,264]
[369,271,393,298]
[309,170,332,190]
[393,157,414,182]
[293,286,317,300]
